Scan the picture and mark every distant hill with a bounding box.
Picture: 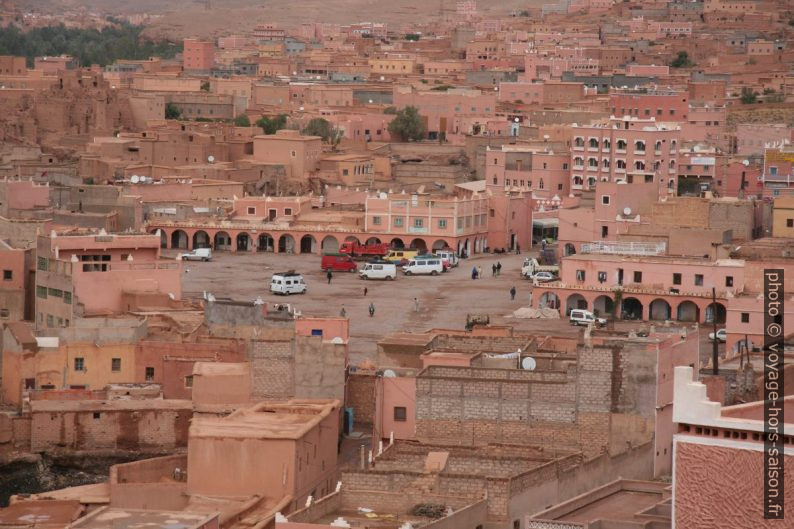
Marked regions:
[17,0,546,39]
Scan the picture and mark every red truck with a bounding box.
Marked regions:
[338,241,389,259]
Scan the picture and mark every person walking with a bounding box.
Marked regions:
[364,287,368,297]
[477,265,483,279]
[414,297,420,312]
[326,269,333,284]
[472,266,478,280]
[492,263,497,277]
[339,305,346,317]
[496,262,502,276]
[516,244,521,255]
[510,286,517,300]
[368,302,375,317]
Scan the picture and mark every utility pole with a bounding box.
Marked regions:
[712,286,719,375]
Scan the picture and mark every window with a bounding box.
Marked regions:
[0,309,9,318]
[74,357,85,371]
[37,257,48,271]
[673,273,681,285]
[726,276,733,287]
[284,208,292,216]
[513,520,520,529]
[394,217,403,227]
[36,285,47,299]
[247,206,256,215]
[111,358,121,372]
[438,219,447,229]
[393,406,407,421]
[489,209,495,217]
[787,219,793,228]
[601,226,608,238]
[64,292,72,304]
[576,270,585,281]
[414,219,423,228]
[2,270,11,281]
[597,271,607,283]
[93,412,101,419]
[373,216,382,225]
[46,314,54,327]
[145,367,155,381]
[741,312,750,323]
[185,375,194,388]
[633,271,642,283]
[694,274,704,286]
[601,195,610,205]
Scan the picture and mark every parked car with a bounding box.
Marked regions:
[709,328,727,342]
[434,249,459,267]
[321,253,357,272]
[384,249,418,264]
[270,271,306,295]
[415,253,450,271]
[359,261,397,280]
[531,271,556,282]
[181,248,212,261]
[402,258,444,276]
[569,309,607,328]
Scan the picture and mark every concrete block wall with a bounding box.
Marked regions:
[346,372,376,426]
[249,339,294,398]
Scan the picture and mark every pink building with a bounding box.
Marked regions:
[609,90,689,122]
[392,86,497,143]
[34,230,181,328]
[182,38,215,72]
[524,51,599,80]
[571,116,681,197]
[673,366,794,529]
[252,130,323,179]
[485,145,571,200]
[736,123,792,156]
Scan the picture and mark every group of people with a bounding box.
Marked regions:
[471,261,504,280]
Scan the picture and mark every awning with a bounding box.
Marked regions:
[532,218,559,228]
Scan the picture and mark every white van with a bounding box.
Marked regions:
[434,249,459,268]
[359,262,397,280]
[270,271,307,295]
[181,248,212,261]
[569,309,607,327]
[402,258,443,276]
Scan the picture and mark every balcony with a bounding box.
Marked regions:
[573,164,584,170]
[581,241,666,256]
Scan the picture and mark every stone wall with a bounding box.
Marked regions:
[347,371,376,427]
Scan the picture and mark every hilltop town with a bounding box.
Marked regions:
[0,0,792,528]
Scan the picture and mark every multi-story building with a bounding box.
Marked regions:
[485,144,571,200]
[182,38,215,72]
[570,116,681,197]
[34,230,181,329]
[253,129,323,179]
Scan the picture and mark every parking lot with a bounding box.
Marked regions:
[173,248,721,365]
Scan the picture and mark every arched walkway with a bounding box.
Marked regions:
[391,238,405,249]
[676,300,699,322]
[171,230,188,250]
[649,298,672,321]
[410,238,427,252]
[705,302,726,324]
[193,230,210,249]
[258,234,274,252]
[344,236,361,244]
[565,294,588,315]
[564,243,577,256]
[622,297,643,320]
[279,234,295,253]
[365,237,382,245]
[236,233,251,252]
[321,235,339,253]
[214,231,232,251]
[539,292,560,310]
[152,229,167,249]
[432,239,448,251]
[593,295,614,318]
[300,235,317,254]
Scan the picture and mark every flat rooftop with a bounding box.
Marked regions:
[189,399,339,440]
[71,508,216,529]
[564,254,744,267]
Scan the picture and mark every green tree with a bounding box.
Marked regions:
[256,114,287,134]
[740,87,758,104]
[387,106,426,142]
[165,103,181,120]
[405,33,420,41]
[233,114,251,127]
[301,118,343,148]
[669,51,694,68]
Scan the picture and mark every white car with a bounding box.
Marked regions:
[531,271,555,282]
[569,309,607,328]
[270,271,307,295]
[402,258,444,276]
[359,262,397,280]
[181,248,211,261]
[709,329,727,342]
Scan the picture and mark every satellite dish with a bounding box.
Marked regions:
[208,155,215,163]
[383,369,397,378]
[623,207,632,216]
[130,175,140,184]
[521,357,537,371]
